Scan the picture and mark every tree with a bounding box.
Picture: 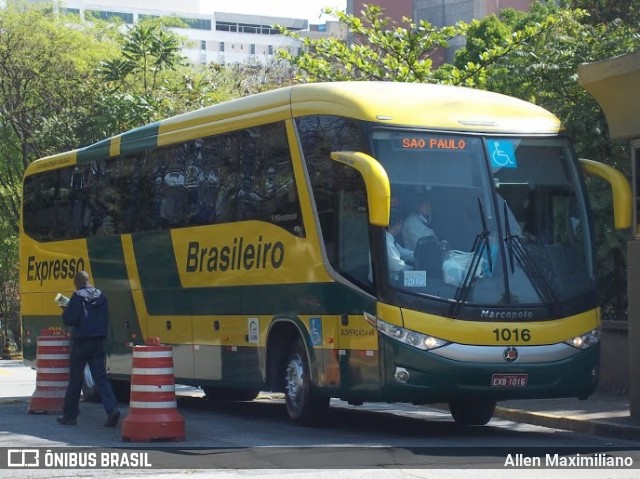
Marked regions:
[564,0,640,26]
[98,20,185,96]
[94,20,220,133]
[277,4,568,88]
[0,218,18,350]
[277,5,466,83]
[0,2,119,232]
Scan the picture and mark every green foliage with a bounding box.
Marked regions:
[91,21,296,133]
[277,5,468,83]
[0,219,18,347]
[0,1,120,232]
[563,0,640,26]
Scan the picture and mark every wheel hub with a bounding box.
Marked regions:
[285,354,304,404]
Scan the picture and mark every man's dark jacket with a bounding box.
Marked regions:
[62,287,109,339]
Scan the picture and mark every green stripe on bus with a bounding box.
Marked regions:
[77,138,110,163]
[86,236,144,353]
[87,236,130,287]
[132,231,183,288]
[120,122,160,156]
[143,282,375,316]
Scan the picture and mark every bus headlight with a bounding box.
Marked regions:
[364,312,449,351]
[564,328,601,350]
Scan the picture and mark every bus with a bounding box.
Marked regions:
[20,82,631,426]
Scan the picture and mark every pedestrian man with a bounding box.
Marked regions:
[57,271,120,427]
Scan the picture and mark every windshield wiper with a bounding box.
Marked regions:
[451,197,492,318]
[502,200,560,314]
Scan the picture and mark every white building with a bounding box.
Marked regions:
[26,0,309,64]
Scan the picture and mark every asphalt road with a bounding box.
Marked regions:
[1,360,639,478]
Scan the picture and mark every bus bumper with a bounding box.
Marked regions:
[379,336,600,403]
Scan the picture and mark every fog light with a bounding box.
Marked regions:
[394,367,410,383]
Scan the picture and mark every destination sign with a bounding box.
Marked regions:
[396,137,468,151]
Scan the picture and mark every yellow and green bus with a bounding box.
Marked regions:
[20,82,631,425]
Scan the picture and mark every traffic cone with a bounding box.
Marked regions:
[121,337,185,442]
[27,329,70,414]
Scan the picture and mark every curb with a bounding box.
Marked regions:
[0,397,28,405]
[495,406,640,442]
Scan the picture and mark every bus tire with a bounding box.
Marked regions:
[203,388,260,402]
[448,399,496,426]
[81,365,100,403]
[283,337,329,426]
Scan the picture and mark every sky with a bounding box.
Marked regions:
[206,1,348,23]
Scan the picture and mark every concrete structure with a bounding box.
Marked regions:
[26,0,308,64]
[579,49,640,423]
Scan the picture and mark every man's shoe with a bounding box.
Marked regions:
[57,416,77,426]
[105,409,121,427]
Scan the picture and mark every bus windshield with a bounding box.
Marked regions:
[371,130,594,309]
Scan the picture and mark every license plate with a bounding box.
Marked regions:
[491,373,528,387]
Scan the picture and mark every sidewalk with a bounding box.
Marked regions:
[495,392,640,441]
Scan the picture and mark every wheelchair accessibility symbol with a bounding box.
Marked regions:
[488,140,517,169]
[310,317,323,346]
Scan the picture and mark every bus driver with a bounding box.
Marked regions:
[402,192,438,250]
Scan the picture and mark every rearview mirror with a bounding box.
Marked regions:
[330,151,391,227]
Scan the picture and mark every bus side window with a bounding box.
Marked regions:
[298,115,373,291]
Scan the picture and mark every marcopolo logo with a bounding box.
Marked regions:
[186,236,285,273]
[480,309,534,320]
[26,256,85,286]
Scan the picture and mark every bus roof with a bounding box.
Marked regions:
[25,82,563,177]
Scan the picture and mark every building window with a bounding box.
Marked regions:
[216,22,237,32]
[219,42,225,52]
[268,45,273,55]
[180,17,212,30]
[85,10,134,24]
[250,44,256,55]
[201,40,206,51]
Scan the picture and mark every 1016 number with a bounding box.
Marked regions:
[492,328,531,342]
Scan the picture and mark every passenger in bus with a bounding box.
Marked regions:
[402,192,439,250]
[387,209,415,272]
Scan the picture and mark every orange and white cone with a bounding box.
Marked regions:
[121,337,185,442]
[27,329,70,414]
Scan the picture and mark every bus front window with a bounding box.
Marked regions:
[371,130,595,312]
[492,138,594,307]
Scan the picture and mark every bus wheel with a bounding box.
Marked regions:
[203,388,260,402]
[283,338,329,425]
[82,365,101,403]
[448,399,496,426]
